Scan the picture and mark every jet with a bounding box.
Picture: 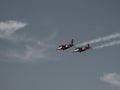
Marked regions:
[74,44,91,52]
[56,39,74,50]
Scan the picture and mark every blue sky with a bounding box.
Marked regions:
[0,0,120,90]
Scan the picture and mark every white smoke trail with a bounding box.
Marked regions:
[93,40,120,49]
[76,33,120,47]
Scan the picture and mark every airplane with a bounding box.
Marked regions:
[56,39,74,50]
[73,44,91,52]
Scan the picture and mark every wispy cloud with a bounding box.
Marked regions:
[0,20,57,62]
[0,20,27,38]
[5,32,57,62]
[7,45,47,62]
[100,73,120,88]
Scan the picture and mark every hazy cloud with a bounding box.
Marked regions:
[0,20,27,38]
[5,32,57,62]
[100,73,120,88]
[0,20,57,62]
[7,45,47,62]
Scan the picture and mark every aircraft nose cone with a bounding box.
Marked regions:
[74,49,78,52]
[57,47,62,50]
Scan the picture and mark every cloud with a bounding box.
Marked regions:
[0,20,57,62]
[100,73,120,88]
[7,45,47,62]
[0,20,27,38]
[5,32,57,62]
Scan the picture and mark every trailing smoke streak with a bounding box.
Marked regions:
[93,40,120,49]
[76,33,120,47]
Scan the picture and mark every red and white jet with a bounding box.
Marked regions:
[56,39,74,50]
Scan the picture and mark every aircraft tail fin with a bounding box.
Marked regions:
[69,39,74,47]
[87,44,90,47]
[87,44,91,49]
[71,39,74,45]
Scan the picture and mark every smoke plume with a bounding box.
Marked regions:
[93,40,120,49]
[76,33,120,47]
